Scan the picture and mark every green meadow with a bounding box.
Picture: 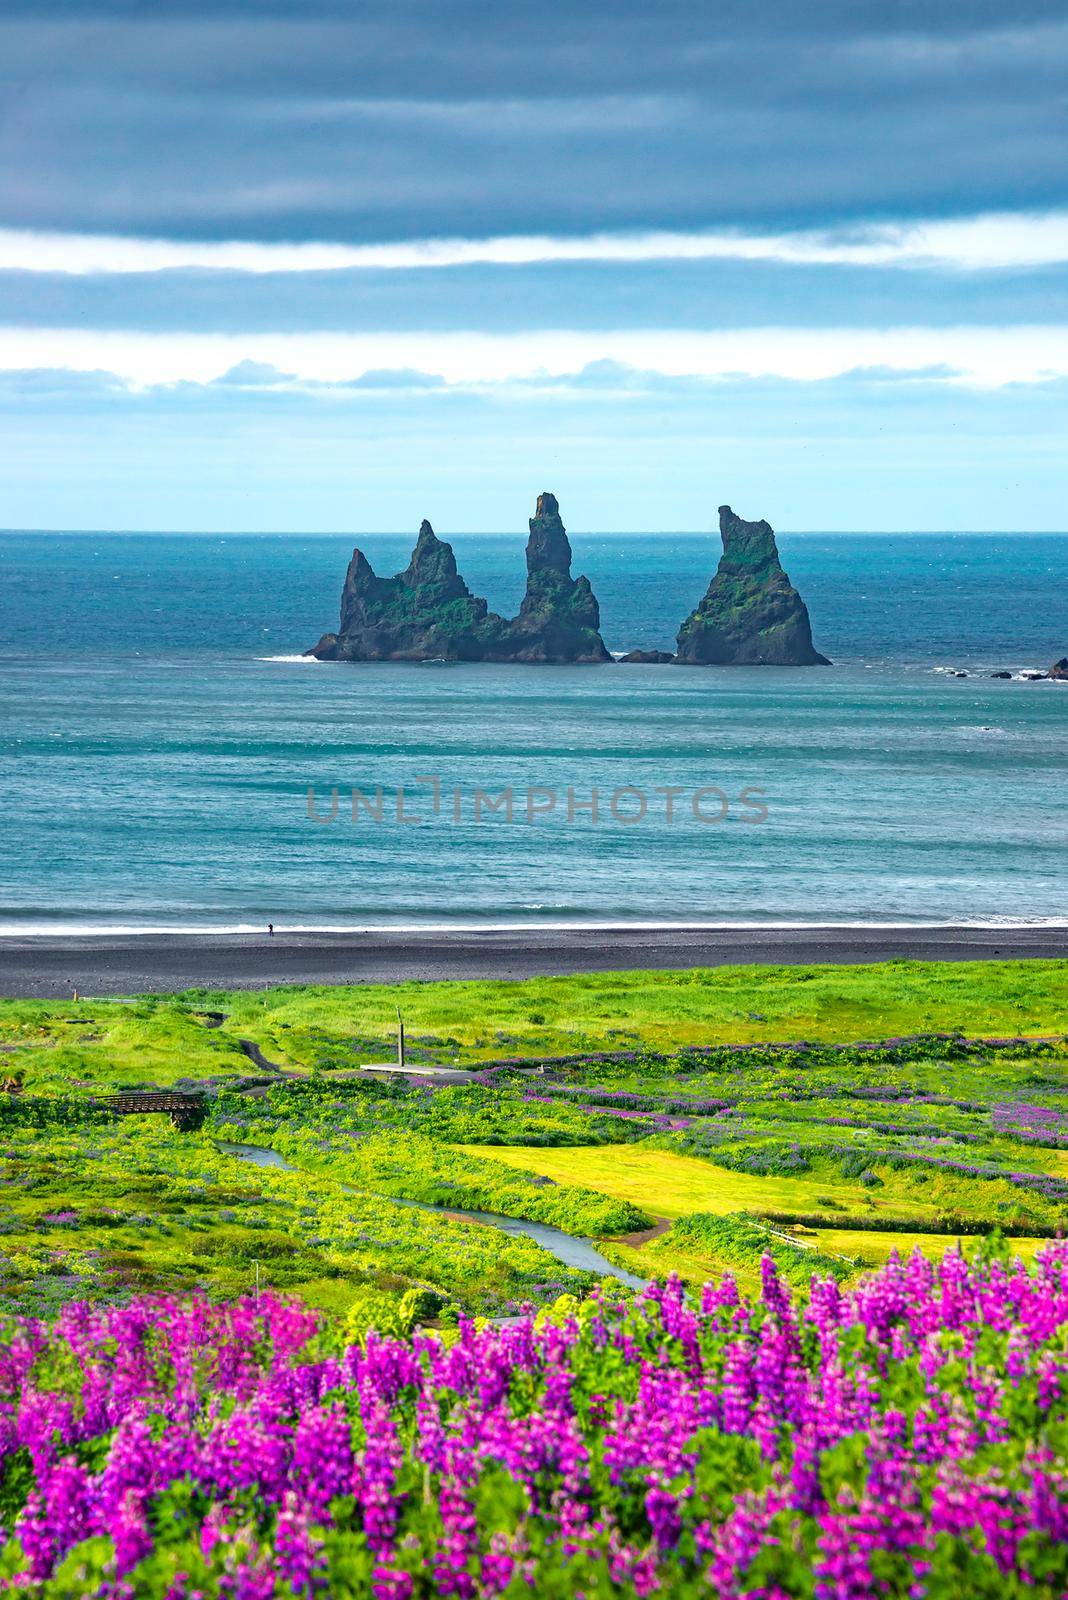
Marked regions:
[1,958,1065,1319]
[2,957,1067,1093]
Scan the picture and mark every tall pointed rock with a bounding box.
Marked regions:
[306,521,503,660]
[498,493,610,662]
[675,505,830,665]
[401,519,468,596]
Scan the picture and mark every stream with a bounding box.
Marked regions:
[217,1141,649,1290]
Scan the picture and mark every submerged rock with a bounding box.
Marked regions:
[989,671,1012,679]
[618,648,675,664]
[675,505,830,666]
[494,493,611,663]
[304,632,340,660]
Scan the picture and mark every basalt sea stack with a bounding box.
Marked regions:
[675,505,830,666]
[499,492,610,663]
[306,495,610,663]
[305,519,503,661]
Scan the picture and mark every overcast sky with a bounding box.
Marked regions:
[2,0,1067,530]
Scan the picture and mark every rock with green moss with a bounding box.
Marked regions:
[306,496,611,664]
[305,520,505,661]
[675,505,830,666]
[494,493,610,663]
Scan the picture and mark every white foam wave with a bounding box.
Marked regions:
[2,916,1068,938]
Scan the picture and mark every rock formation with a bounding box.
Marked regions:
[619,648,675,664]
[495,493,610,663]
[306,495,610,664]
[1048,657,1068,680]
[305,521,503,661]
[305,632,342,660]
[675,506,830,666]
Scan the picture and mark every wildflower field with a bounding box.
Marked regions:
[1,1250,1066,1597]
[0,961,1066,1593]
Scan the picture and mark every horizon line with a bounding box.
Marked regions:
[2,526,1066,539]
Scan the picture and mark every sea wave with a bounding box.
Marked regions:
[2,915,1068,937]
[930,664,1059,681]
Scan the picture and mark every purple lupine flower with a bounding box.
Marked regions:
[2,1252,1068,1591]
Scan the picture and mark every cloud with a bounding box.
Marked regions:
[1,10,1066,239]
[834,362,966,383]
[0,365,125,394]
[6,321,1068,393]
[210,359,296,386]
[0,358,1017,413]
[526,360,739,393]
[6,209,1068,278]
[344,367,445,388]
[3,323,1068,390]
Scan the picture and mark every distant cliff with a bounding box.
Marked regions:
[306,495,610,663]
[675,506,830,666]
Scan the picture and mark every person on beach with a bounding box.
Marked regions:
[267,924,274,937]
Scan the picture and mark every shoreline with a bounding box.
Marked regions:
[1,922,1066,998]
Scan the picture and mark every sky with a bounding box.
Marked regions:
[1,0,1067,532]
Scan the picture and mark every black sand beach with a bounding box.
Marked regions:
[0,924,1065,998]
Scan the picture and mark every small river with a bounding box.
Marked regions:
[217,1141,649,1291]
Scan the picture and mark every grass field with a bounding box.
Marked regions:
[457,1142,909,1219]
[2,959,1065,1321]
[204,959,1068,1053]
[2,958,1067,1094]
[0,1119,590,1322]
[458,1143,1053,1288]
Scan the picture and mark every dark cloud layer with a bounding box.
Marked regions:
[1,2,1066,240]
[4,259,1068,334]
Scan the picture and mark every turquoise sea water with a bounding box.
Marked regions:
[0,530,1065,931]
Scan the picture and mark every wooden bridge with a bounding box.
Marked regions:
[92,1092,207,1131]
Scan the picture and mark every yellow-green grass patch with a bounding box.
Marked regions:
[605,1228,1048,1296]
[802,1227,1047,1270]
[455,1143,937,1225]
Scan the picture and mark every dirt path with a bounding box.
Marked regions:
[616,1218,671,1248]
[237,1038,299,1076]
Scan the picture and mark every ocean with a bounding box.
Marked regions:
[0,530,1065,932]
